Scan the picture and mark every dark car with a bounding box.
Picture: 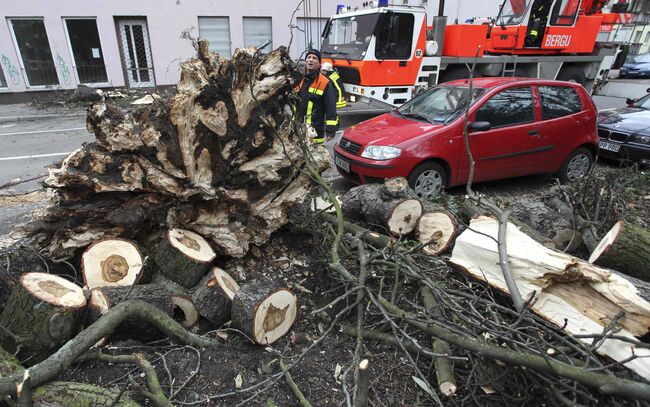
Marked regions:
[619,54,650,78]
[598,95,650,166]
[335,78,599,199]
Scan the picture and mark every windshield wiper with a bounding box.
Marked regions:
[401,112,434,124]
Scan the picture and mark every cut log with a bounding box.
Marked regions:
[191,267,240,327]
[89,281,198,328]
[416,211,458,256]
[342,178,423,236]
[81,239,144,289]
[32,381,139,406]
[154,228,216,287]
[231,279,297,345]
[589,220,650,282]
[0,273,85,362]
[449,216,650,381]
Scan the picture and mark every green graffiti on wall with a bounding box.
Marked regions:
[1,55,21,85]
[56,54,71,85]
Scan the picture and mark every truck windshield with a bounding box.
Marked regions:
[396,86,485,124]
[496,0,532,26]
[321,14,379,60]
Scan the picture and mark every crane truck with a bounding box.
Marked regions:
[320,0,631,107]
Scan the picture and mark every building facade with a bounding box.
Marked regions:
[0,0,502,95]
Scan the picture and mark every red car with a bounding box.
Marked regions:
[334,77,599,199]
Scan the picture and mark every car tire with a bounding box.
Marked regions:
[439,68,481,84]
[408,162,448,200]
[557,66,587,86]
[558,147,593,184]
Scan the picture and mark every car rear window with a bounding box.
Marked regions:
[475,87,534,128]
[539,86,582,120]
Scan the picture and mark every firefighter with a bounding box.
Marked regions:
[321,62,347,109]
[295,49,338,143]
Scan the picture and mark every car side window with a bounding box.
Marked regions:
[475,87,534,128]
[539,86,582,120]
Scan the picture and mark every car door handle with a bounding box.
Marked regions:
[528,130,540,136]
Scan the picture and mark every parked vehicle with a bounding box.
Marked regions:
[619,54,650,79]
[597,93,650,166]
[334,78,599,199]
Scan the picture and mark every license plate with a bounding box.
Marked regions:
[599,140,621,152]
[335,155,350,172]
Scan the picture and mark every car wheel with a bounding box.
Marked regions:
[557,66,586,86]
[408,162,447,199]
[558,147,593,183]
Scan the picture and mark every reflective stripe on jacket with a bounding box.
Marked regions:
[295,72,338,143]
[327,71,347,108]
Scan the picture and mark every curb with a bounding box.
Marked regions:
[0,112,86,124]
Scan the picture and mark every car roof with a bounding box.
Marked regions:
[443,77,580,89]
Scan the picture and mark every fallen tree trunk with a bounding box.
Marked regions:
[32,381,140,407]
[342,178,422,236]
[154,228,216,287]
[0,273,86,362]
[232,278,297,345]
[589,220,650,282]
[449,216,650,381]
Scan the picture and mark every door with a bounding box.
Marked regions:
[460,86,547,182]
[117,19,154,88]
[64,19,108,84]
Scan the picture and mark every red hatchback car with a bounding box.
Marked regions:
[334,78,599,199]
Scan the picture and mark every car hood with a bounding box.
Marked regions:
[343,112,445,146]
[622,62,650,69]
[598,107,650,135]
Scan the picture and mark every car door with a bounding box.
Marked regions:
[458,86,544,183]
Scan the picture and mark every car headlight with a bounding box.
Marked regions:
[361,146,402,160]
[630,134,650,144]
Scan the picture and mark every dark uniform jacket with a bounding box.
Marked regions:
[296,70,338,143]
[326,70,347,108]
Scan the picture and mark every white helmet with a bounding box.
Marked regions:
[321,62,333,72]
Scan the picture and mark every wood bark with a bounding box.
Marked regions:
[342,178,423,236]
[24,43,330,261]
[153,229,215,287]
[191,267,240,326]
[32,382,140,407]
[231,278,297,345]
[0,273,85,363]
[0,345,22,378]
[81,238,145,289]
[449,216,650,382]
[589,220,650,282]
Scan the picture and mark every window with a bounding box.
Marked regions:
[635,30,643,43]
[297,17,328,58]
[375,12,414,60]
[8,18,59,86]
[539,86,582,120]
[198,17,231,57]
[0,67,6,88]
[550,0,580,26]
[321,14,379,60]
[475,87,534,127]
[64,19,108,84]
[243,17,272,51]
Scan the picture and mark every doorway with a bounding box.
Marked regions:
[116,19,155,88]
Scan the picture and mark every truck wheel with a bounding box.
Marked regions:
[558,147,593,183]
[557,66,586,86]
[408,162,448,200]
[439,68,481,84]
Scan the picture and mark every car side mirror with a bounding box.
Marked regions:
[626,98,635,106]
[468,121,491,132]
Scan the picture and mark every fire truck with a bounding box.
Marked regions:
[320,0,632,107]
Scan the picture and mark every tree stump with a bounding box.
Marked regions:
[416,211,458,255]
[0,273,85,362]
[154,229,216,287]
[82,239,145,289]
[32,381,139,406]
[231,279,297,345]
[191,267,240,327]
[89,281,199,328]
[342,178,423,236]
[589,221,650,282]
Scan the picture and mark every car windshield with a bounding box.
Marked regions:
[496,0,531,26]
[396,85,485,123]
[321,14,379,60]
[632,93,650,109]
[627,54,650,63]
